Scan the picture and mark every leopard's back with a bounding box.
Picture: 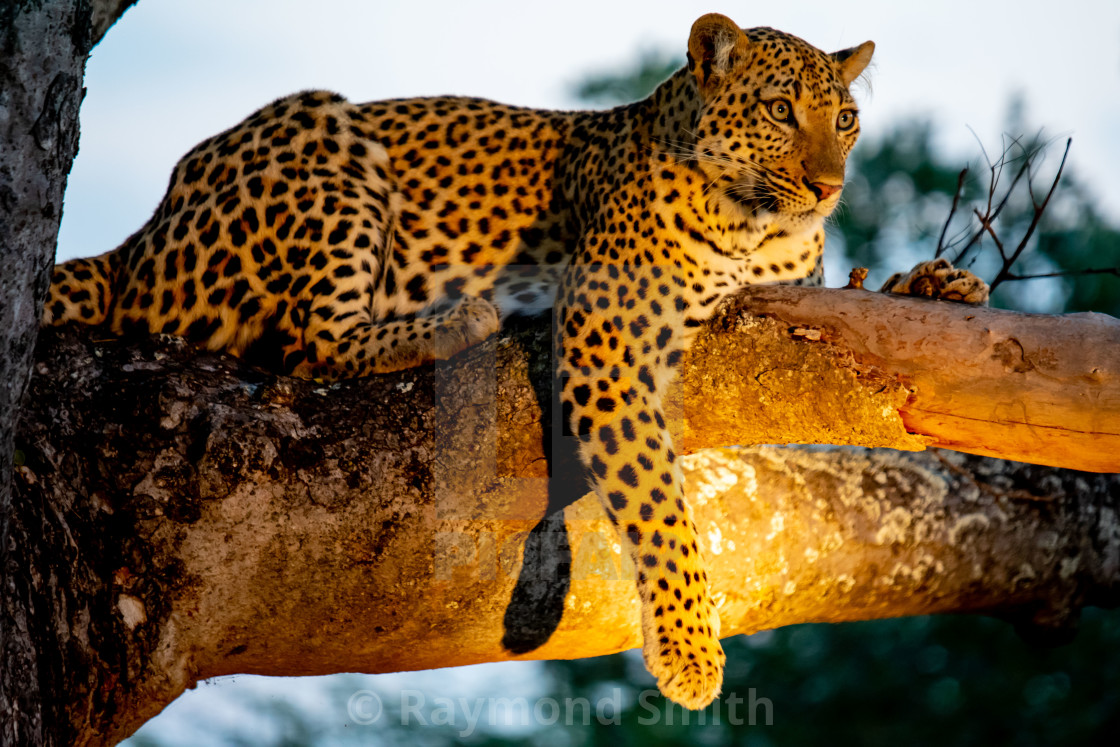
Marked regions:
[46,90,581,376]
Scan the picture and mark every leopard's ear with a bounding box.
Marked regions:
[831,41,875,86]
[687,13,751,95]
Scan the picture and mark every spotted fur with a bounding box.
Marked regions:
[882,258,990,304]
[46,15,887,708]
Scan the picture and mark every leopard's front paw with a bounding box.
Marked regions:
[881,258,990,305]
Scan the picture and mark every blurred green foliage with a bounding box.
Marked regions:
[531,608,1120,746]
[570,49,682,108]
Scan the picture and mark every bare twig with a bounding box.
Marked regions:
[973,207,1007,259]
[932,134,1108,303]
[949,134,1038,267]
[998,266,1120,282]
[989,138,1072,292]
[935,167,969,258]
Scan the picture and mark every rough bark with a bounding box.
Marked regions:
[1,3,92,747]
[13,301,1120,745]
[1,2,135,746]
[90,0,138,45]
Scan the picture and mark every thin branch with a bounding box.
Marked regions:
[954,148,1030,265]
[999,266,1120,282]
[989,138,1072,292]
[935,167,969,258]
[950,136,1037,267]
[973,207,1007,259]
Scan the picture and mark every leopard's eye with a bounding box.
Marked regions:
[767,99,793,123]
[837,109,858,132]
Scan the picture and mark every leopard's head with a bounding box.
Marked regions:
[685,14,874,234]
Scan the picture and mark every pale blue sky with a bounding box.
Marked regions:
[60,0,1120,263]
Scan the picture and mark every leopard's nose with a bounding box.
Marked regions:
[805,179,843,202]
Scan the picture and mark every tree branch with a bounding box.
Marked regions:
[686,287,1120,472]
[13,288,1120,743]
[90,0,139,46]
[989,139,1072,292]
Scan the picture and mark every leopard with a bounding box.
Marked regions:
[44,13,988,709]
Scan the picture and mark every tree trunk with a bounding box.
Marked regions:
[1,2,135,745]
[1,3,91,746]
[13,305,1120,745]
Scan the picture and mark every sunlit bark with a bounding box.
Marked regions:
[14,309,1119,744]
[683,286,1120,472]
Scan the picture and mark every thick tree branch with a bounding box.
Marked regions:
[12,290,1120,744]
[686,286,1120,472]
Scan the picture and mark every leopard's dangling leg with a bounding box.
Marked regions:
[556,259,725,710]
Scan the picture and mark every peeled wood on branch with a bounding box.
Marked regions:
[687,286,1120,472]
[12,287,1120,744]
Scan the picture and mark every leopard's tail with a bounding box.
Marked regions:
[42,250,120,327]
